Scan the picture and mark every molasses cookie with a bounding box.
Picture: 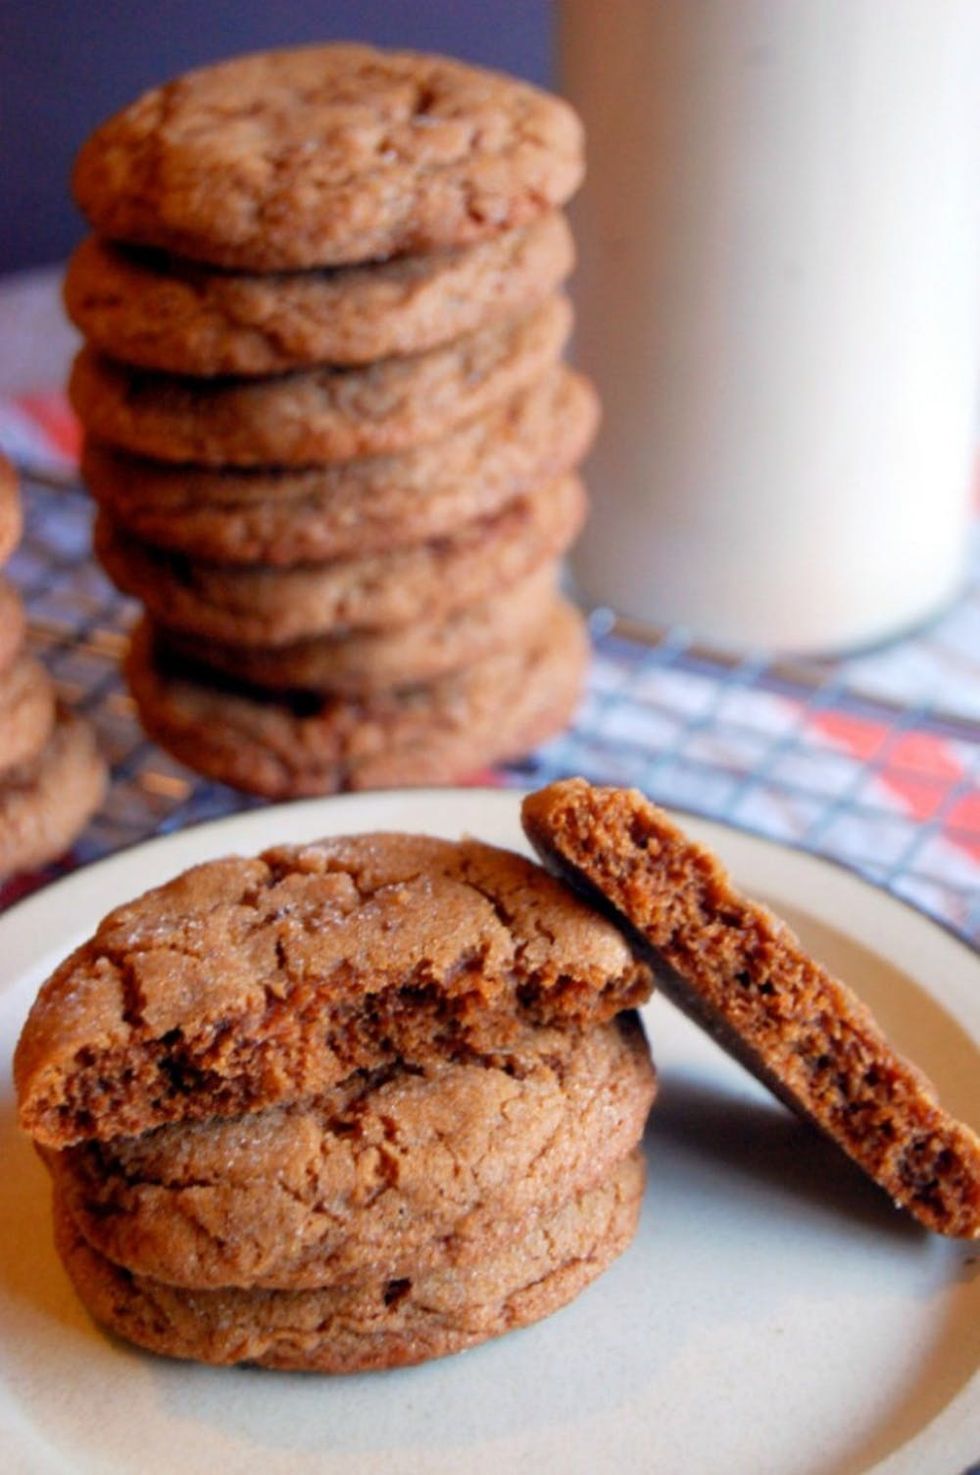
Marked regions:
[72,45,583,271]
[124,598,588,797]
[16,826,652,1148]
[0,579,27,676]
[80,367,598,566]
[0,656,57,778]
[0,710,106,881]
[46,1014,655,1290]
[69,295,571,466]
[152,564,557,695]
[53,1152,643,1371]
[65,214,574,375]
[95,473,586,646]
[522,778,980,1239]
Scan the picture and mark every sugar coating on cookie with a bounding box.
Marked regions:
[65,213,575,375]
[522,778,980,1239]
[72,45,584,271]
[80,367,599,567]
[53,1151,643,1371]
[46,1014,656,1290]
[15,831,653,1148]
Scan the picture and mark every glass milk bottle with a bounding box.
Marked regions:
[561,0,980,652]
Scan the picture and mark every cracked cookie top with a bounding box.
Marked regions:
[45,1013,656,1290]
[15,832,653,1148]
[72,45,585,271]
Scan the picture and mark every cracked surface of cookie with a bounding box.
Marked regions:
[16,829,653,1148]
[69,295,571,466]
[96,473,586,646]
[0,710,106,882]
[72,45,584,271]
[80,367,598,566]
[53,1151,643,1370]
[522,778,980,1239]
[125,599,589,797]
[65,214,574,375]
[0,656,56,778]
[46,1014,655,1289]
[152,564,558,696]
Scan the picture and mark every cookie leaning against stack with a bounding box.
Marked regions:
[523,778,980,1239]
[16,832,656,1371]
[66,45,597,797]
[0,455,106,881]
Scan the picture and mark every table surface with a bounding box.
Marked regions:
[2,267,980,945]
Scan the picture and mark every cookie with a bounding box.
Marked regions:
[0,579,26,675]
[54,1150,642,1371]
[69,294,572,466]
[125,598,588,798]
[46,1013,655,1290]
[0,656,57,778]
[96,473,586,646]
[0,709,106,882]
[65,213,574,376]
[72,45,584,271]
[16,826,650,1150]
[522,779,980,1239]
[0,453,23,564]
[153,563,558,695]
[80,367,598,566]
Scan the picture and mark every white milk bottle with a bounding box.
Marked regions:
[561,0,980,652]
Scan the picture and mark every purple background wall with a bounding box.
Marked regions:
[1,1,552,272]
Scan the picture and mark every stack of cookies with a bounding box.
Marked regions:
[0,454,106,880]
[16,833,656,1371]
[64,45,597,798]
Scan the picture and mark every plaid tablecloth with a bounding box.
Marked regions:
[3,376,980,944]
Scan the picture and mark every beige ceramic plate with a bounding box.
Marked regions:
[0,788,977,1475]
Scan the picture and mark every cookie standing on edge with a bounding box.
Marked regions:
[72,45,584,270]
[522,777,980,1239]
